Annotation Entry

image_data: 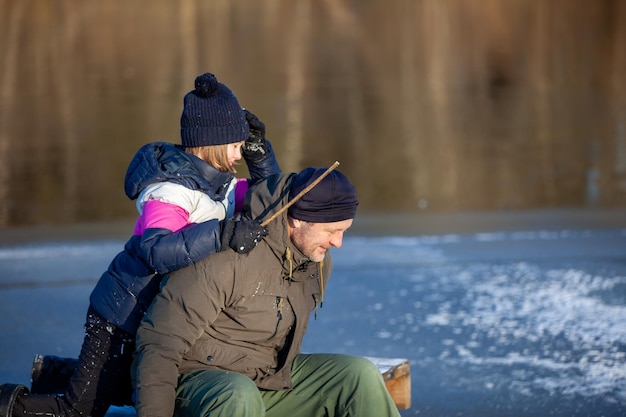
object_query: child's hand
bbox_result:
[221,217,268,254]
[242,109,269,162]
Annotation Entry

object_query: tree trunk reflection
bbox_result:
[0,0,624,227]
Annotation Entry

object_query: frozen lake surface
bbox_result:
[1,216,625,416]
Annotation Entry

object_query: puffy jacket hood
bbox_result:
[124,142,234,201]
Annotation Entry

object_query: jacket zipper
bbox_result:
[268,296,284,341]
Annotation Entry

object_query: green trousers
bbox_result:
[175,353,401,417]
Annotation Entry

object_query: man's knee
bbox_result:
[308,354,391,405]
[336,355,383,385]
[217,372,260,403]
[325,355,400,416]
[176,370,263,417]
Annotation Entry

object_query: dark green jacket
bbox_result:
[133,172,332,417]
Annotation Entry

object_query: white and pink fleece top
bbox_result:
[132,177,249,235]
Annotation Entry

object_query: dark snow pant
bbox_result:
[175,353,401,417]
[12,306,134,417]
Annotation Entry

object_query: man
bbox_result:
[132,167,401,417]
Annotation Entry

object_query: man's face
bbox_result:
[288,217,354,262]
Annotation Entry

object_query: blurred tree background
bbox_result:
[0,0,624,228]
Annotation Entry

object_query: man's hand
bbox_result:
[221,217,268,254]
[242,109,269,162]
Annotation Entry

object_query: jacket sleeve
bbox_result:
[134,259,233,417]
[136,221,221,274]
[244,139,281,182]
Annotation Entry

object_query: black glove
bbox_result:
[221,216,268,254]
[242,109,269,162]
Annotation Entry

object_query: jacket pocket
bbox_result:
[184,341,249,367]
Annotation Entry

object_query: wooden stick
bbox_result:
[260,161,340,227]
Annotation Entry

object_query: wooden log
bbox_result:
[366,357,411,409]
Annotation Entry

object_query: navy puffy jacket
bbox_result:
[89,142,280,334]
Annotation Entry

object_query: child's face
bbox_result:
[227,141,244,168]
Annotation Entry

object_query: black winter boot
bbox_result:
[0,384,28,417]
[30,354,79,394]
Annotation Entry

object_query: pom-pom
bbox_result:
[194,73,218,98]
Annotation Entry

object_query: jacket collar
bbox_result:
[125,142,234,200]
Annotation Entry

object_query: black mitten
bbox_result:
[221,217,268,254]
[242,109,269,162]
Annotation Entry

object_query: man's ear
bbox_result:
[287,216,302,229]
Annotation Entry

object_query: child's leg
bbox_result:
[30,354,79,394]
[11,306,134,417]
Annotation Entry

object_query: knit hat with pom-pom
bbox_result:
[180,72,249,147]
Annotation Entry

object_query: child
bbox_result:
[0,72,280,417]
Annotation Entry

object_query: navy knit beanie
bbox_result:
[288,167,359,223]
[180,73,249,147]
